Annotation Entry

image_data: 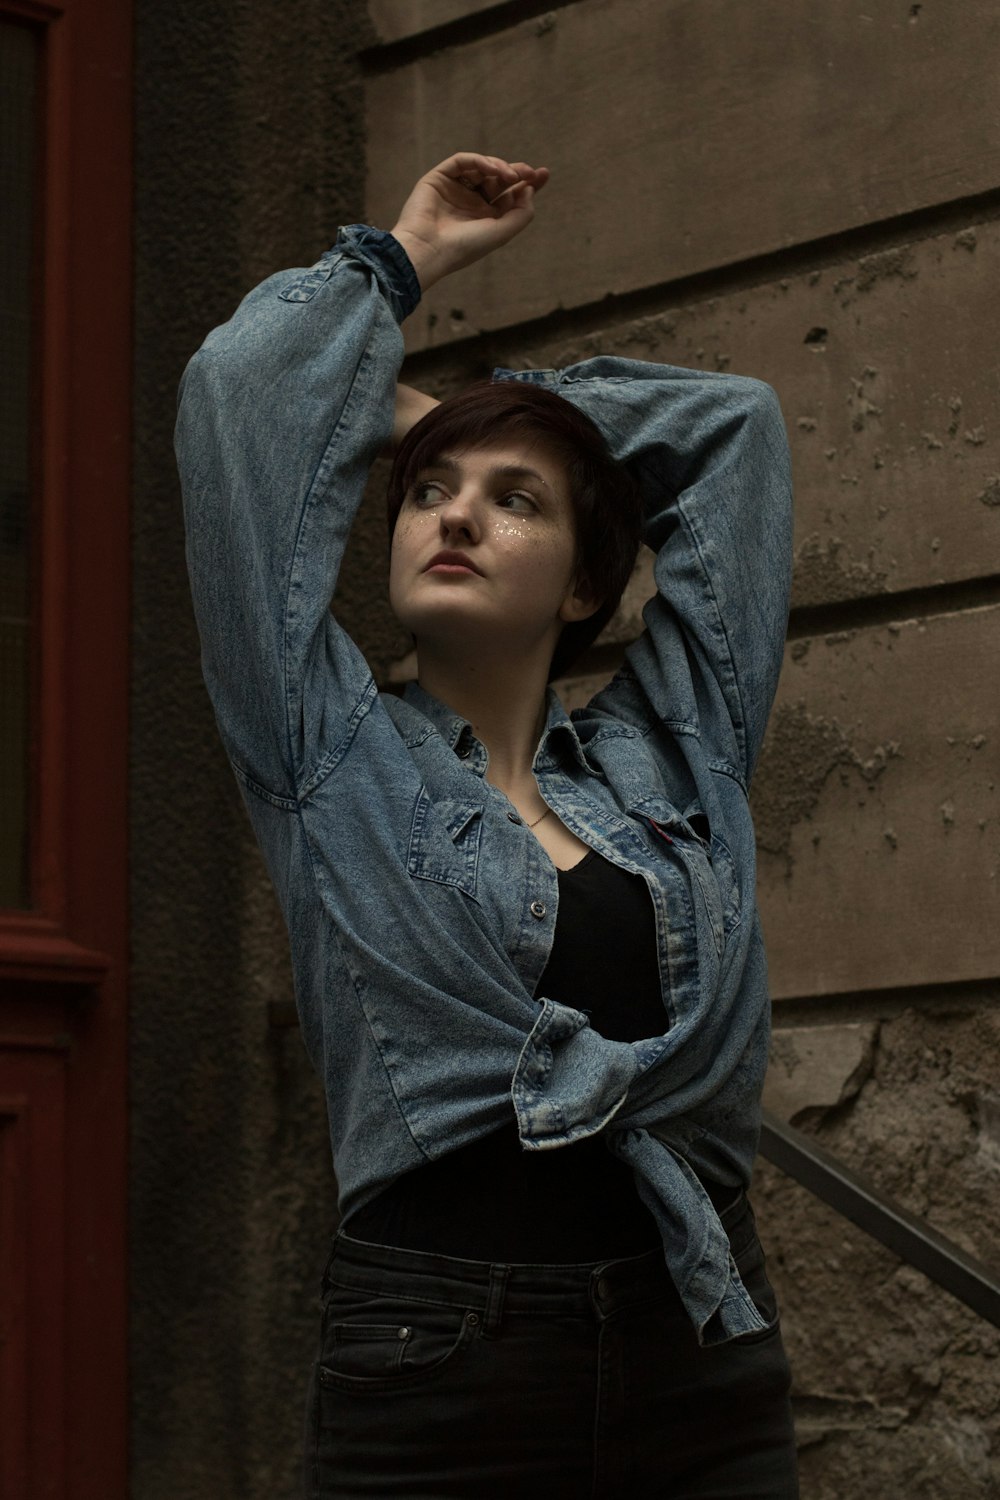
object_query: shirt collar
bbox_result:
[400,679,472,752]
[400,679,597,775]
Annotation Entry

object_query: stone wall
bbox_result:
[131,3,372,1496]
[361,2,1000,1494]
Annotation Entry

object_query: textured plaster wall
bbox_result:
[363,2,1000,1495]
[131,3,374,1496]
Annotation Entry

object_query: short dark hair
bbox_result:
[386,380,643,680]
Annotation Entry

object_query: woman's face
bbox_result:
[388,440,598,661]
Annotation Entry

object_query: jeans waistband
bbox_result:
[326,1190,749,1330]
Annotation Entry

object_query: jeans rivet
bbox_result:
[466,1311,480,1326]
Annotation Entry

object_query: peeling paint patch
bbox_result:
[793,534,889,607]
[855,246,919,292]
[793,1394,909,1435]
[953,228,978,252]
[552,312,681,368]
[766,1022,879,1125]
[975,1092,1000,1169]
[977,476,1000,507]
[752,701,902,871]
[846,365,884,436]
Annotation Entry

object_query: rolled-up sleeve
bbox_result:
[176,229,419,798]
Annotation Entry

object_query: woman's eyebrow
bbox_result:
[422,456,553,491]
[486,464,552,490]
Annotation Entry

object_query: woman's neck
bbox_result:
[415,645,551,792]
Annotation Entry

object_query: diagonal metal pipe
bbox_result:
[759,1109,1000,1329]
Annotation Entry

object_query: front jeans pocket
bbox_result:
[317,1283,477,1394]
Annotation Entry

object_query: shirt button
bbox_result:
[530,900,547,919]
[507,811,523,825]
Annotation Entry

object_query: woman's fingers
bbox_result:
[507,162,550,191]
[487,167,549,211]
[437,152,516,188]
[434,151,549,201]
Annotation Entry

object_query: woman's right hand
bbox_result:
[390,152,549,293]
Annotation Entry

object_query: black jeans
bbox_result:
[305,1193,798,1499]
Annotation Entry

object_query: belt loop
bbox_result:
[482,1263,510,1340]
[320,1232,341,1297]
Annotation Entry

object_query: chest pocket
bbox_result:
[628,798,742,956]
[406,791,484,901]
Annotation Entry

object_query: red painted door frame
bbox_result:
[0,0,131,1496]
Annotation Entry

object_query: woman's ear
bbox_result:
[559,573,604,624]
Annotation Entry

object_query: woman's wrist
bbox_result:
[387,384,440,453]
[390,227,446,293]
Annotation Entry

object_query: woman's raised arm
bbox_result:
[176,155,546,800]
[495,359,793,787]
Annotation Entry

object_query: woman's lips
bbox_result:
[424,552,483,575]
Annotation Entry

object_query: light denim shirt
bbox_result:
[177,226,793,1344]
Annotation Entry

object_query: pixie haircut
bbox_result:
[386,381,643,681]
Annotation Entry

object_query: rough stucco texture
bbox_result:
[758,1006,1000,1499]
[131,3,374,1497]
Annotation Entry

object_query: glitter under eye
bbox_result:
[493,516,532,540]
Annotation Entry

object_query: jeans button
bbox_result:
[530,900,546,919]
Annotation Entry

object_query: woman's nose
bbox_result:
[438,490,480,542]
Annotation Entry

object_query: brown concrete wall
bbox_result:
[364,1,1000,1494]
[131,3,374,1497]
[367,0,1000,352]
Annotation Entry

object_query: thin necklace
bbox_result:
[526,807,552,829]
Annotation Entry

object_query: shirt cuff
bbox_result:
[337,224,422,323]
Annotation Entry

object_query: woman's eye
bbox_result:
[411,481,446,506]
[496,490,537,513]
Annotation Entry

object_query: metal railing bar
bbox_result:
[759,1109,1000,1329]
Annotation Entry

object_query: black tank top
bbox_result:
[350,850,672,1261]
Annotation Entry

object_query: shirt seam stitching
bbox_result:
[281,260,376,796]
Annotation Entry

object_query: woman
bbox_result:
[178,153,798,1499]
